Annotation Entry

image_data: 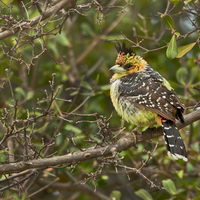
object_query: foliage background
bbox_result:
[0,0,200,199]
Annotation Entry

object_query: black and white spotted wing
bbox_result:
[119,73,185,122]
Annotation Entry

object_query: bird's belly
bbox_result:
[110,80,159,127]
[117,98,159,127]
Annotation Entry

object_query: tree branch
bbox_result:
[36,180,110,200]
[0,109,199,174]
[0,0,77,40]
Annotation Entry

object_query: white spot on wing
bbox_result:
[166,135,174,138]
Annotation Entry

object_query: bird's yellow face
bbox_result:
[110,52,147,79]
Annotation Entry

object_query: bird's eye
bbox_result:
[125,64,132,70]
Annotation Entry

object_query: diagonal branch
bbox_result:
[0,109,199,175]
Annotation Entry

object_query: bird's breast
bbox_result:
[110,79,122,114]
[110,79,159,127]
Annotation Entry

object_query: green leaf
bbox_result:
[43,170,57,177]
[81,22,95,37]
[177,170,184,179]
[175,32,180,38]
[190,142,199,153]
[65,124,82,134]
[56,32,70,46]
[169,0,180,5]
[172,2,184,13]
[102,175,109,180]
[15,87,26,97]
[161,14,174,30]
[70,90,79,96]
[193,81,200,87]
[47,42,59,58]
[176,42,196,58]
[95,74,99,90]
[101,84,110,91]
[81,92,95,96]
[162,179,177,195]
[176,68,188,85]
[195,187,200,198]
[21,192,28,200]
[186,162,195,173]
[137,144,144,153]
[110,190,121,200]
[166,35,178,59]
[81,81,92,90]
[27,91,34,100]
[135,189,153,200]
[189,67,199,85]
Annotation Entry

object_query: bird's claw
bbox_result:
[132,123,142,133]
[131,123,142,148]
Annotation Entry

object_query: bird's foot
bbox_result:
[131,123,142,148]
[133,123,142,133]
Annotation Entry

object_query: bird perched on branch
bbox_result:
[110,43,187,161]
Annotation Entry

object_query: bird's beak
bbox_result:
[109,65,125,73]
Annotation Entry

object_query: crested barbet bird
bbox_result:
[110,43,187,162]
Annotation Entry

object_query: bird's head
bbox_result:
[110,43,147,79]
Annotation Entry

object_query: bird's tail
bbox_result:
[161,119,188,162]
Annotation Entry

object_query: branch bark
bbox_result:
[0,109,200,175]
[0,0,77,40]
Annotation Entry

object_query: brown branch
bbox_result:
[27,177,60,199]
[0,109,199,175]
[0,0,77,40]
[37,179,110,200]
